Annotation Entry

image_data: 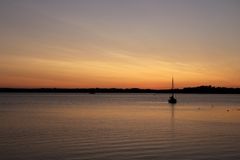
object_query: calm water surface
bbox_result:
[0,93,240,160]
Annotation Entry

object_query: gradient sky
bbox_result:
[0,0,240,88]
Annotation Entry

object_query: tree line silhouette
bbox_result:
[0,85,240,94]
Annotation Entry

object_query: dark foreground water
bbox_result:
[0,93,240,160]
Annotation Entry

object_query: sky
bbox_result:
[0,0,240,89]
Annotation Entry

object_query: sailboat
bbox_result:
[168,77,177,104]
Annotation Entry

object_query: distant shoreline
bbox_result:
[0,86,240,94]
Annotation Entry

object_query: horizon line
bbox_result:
[1,85,240,90]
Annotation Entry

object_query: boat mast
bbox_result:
[172,77,174,97]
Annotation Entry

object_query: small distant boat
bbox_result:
[89,90,96,94]
[168,77,177,104]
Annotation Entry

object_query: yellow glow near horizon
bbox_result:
[1,50,238,88]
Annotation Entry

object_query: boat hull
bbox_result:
[168,97,177,104]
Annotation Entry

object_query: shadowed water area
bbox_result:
[0,93,240,160]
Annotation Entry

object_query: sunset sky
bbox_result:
[0,0,240,89]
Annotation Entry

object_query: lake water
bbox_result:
[0,93,240,160]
